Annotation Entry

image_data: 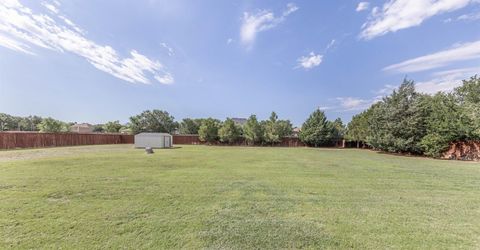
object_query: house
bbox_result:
[70,123,94,133]
[232,118,247,126]
[292,127,301,137]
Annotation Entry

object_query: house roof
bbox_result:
[231,118,247,125]
[71,123,93,128]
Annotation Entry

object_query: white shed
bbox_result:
[134,133,173,148]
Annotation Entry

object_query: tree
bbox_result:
[455,76,480,139]
[346,110,371,148]
[179,118,201,134]
[129,110,177,134]
[420,93,468,157]
[0,113,15,131]
[277,120,294,138]
[263,112,294,145]
[198,118,220,143]
[219,118,241,144]
[92,124,105,133]
[263,112,281,145]
[37,117,68,133]
[243,115,263,145]
[299,109,335,147]
[19,116,43,131]
[366,80,428,153]
[103,120,122,133]
[331,118,345,141]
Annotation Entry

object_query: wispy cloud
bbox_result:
[0,0,173,85]
[383,40,480,73]
[240,3,298,48]
[160,42,174,57]
[416,66,480,94]
[325,39,336,51]
[334,97,376,111]
[457,11,480,21]
[296,52,322,70]
[41,1,58,14]
[356,2,370,12]
[360,0,475,40]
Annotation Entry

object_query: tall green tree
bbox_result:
[179,118,201,134]
[346,110,372,147]
[277,120,294,138]
[198,118,220,143]
[37,117,68,133]
[243,115,263,145]
[299,109,335,147]
[263,112,281,144]
[366,80,428,153]
[455,76,480,139]
[103,120,123,133]
[420,93,468,157]
[219,118,241,143]
[129,110,177,134]
[0,113,15,131]
[263,112,294,145]
[331,118,345,141]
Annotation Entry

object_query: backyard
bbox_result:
[1,145,479,249]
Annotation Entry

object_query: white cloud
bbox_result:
[155,72,174,84]
[240,3,298,48]
[356,2,370,12]
[384,40,480,73]
[457,11,480,21]
[227,38,233,44]
[336,97,372,111]
[0,0,173,85]
[160,42,174,56]
[360,0,475,40]
[375,84,397,95]
[41,2,58,14]
[297,52,322,69]
[325,39,336,51]
[416,67,480,94]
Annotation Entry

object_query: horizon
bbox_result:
[1,0,480,126]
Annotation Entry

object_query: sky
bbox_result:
[1,0,479,126]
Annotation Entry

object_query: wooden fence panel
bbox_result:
[0,132,134,149]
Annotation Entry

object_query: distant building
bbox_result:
[70,123,94,133]
[232,118,247,126]
[292,127,301,137]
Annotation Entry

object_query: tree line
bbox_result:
[346,76,480,157]
[0,108,345,147]
[0,114,127,133]
[2,75,477,156]
[127,109,345,146]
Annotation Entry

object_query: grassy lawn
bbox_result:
[1,145,479,249]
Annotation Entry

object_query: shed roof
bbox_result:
[135,132,171,136]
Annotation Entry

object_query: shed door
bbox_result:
[165,136,171,147]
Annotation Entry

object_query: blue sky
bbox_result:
[1,0,479,126]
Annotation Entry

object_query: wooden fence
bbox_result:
[172,135,306,147]
[0,132,133,150]
[0,132,352,150]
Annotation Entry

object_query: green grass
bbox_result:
[1,145,479,249]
